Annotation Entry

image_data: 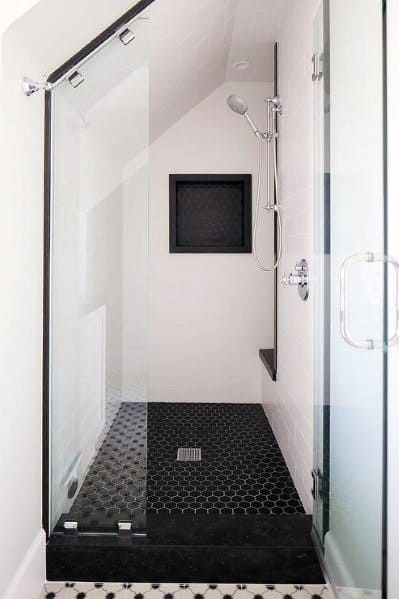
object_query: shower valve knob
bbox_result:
[280,259,309,301]
[281,273,304,286]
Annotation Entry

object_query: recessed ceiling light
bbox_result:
[233,60,250,71]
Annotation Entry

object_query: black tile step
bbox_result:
[47,515,324,584]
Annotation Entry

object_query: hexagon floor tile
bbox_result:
[43,582,333,599]
[63,403,304,528]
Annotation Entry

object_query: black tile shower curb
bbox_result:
[47,515,324,583]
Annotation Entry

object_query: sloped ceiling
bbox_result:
[147,0,238,141]
[8,0,149,79]
[147,0,290,141]
[11,0,290,161]
[226,0,290,82]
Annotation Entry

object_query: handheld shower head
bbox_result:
[226,94,262,138]
[227,94,248,115]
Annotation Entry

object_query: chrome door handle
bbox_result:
[340,252,399,350]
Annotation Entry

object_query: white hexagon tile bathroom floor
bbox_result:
[42,582,333,599]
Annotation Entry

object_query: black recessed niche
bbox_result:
[169,174,252,253]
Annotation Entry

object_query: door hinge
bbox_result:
[311,468,326,500]
[312,53,323,83]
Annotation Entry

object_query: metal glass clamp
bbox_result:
[340,252,399,350]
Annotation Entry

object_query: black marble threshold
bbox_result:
[47,515,324,584]
[259,349,277,381]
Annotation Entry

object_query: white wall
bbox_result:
[261,0,319,514]
[0,13,45,599]
[148,80,274,404]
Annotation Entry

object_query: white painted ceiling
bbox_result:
[226,0,291,82]
[147,0,290,140]
[10,0,147,80]
[147,0,238,141]
[13,0,290,163]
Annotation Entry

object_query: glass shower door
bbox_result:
[48,18,150,535]
[314,0,387,597]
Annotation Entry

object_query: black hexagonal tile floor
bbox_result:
[63,403,304,529]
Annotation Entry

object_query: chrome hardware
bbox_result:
[281,259,309,301]
[252,97,282,142]
[68,71,85,89]
[312,469,323,501]
[132,531,148,538]
[24,15,145,96]
[312,54,317,82]
[256,97,282,142]
[266,96,283,116]
[263,97,282,213]
[318,53,324,80]
[118,522,147,538]
[340,252,399,350]
[177,448,202,462]
[258,131,274,142]
[118,28,136,45]
[22,77,50,97]
[312,53,323,83]
[63,521,78,531]
[22,77,41,96]
[312,468,327,501]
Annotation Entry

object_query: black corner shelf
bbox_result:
[259,349,277,382]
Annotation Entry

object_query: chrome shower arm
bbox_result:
[244,113,264,139]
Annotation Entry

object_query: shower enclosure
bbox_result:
[45,15,150,535]
[43,3,321,583]
[41,0,390,593]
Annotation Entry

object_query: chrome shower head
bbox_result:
[226,94,263,139]
[226,94,248,115]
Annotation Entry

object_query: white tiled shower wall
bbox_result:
[148,81,275,404]
[262,0,320,514]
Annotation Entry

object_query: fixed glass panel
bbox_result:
[49,18,149,534]
[323,1,386,597]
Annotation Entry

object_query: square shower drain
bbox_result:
[177,448,202,461]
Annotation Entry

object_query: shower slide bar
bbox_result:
[340,252,399,350]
